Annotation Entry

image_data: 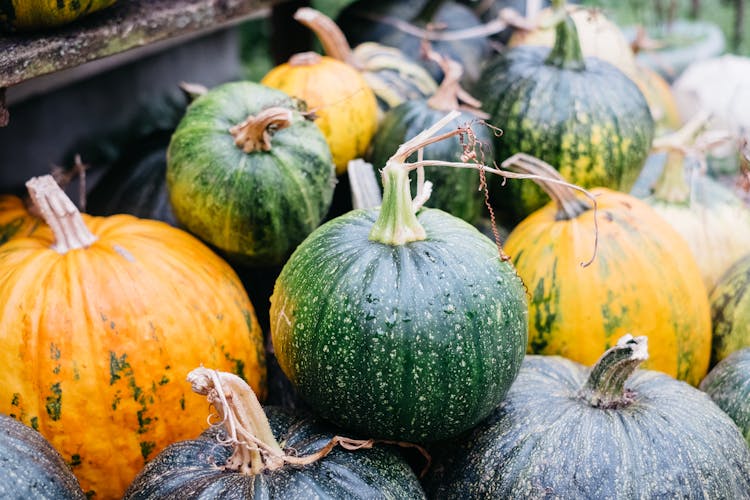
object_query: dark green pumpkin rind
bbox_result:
[123,406,425,499]
[710,255,750,365]
[167,82,335,267]
[271,208,528,442]
[427,355,750,498]
[0,414,85,499]
[701,348,750,444]
[368,102,491,223]
[476,47,654,222]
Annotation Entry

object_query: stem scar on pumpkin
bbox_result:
[188,367,432,477]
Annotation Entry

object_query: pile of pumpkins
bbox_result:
[1,0,750,498]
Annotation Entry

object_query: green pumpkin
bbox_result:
[427,335,750,498]
[367,58,491,223]
[0,414,85,499]
[124,369,425,499]
[270,115,528,442]
[0,0,117,31]
[167,82,336,267]
[701,348,750,445]
[710,255,750,365]
[475,8,654,222]
[336,0,489,84]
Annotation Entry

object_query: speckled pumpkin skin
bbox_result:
[0,195,40,245]
[0,215,267,499]
[427,354,750,498]
[124,406,426,499]
[261,56,378,174]
[0,0,116,31]
[367,102,491,223]
[710,255,750,365]
[270,208,528,442]
[476,47,654,221]
[701,348,750,444]
[167,82,336,267]
[504,188,712,385]
[0,414,85,499]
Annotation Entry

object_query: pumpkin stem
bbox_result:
[424,47,488,118]
[294,8,359,68]
[229,107,294,154]
[652,151,691,203]
[288,51,323,67]
[581,334,649,409]
[545,1,586,71]
[25,175,98,254]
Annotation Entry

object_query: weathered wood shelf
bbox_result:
[0,0,279,89]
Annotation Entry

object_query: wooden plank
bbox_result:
[0,0,282,88]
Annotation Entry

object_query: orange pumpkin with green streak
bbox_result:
[261,52,378,175]
[502,156,711,385]
[0,176,266,499]
[0,194,40,245]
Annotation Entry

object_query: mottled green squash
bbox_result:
[701,348,750,445]
[427,336,750,498]
[124,369,425,499]
[336,0,490,84]
[270,115,527,442]
[167,82,336,267]
[368,55,491,223]
[0,414,85,499]
[475,4,654,222]
[0,0,117,31]
[710,255,750,365]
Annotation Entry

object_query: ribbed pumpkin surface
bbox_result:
[428,352,750,498]
[504,188,711,385]
[0,194,39,245]
[710,255,750,365]
[0,414,84,499]
[476,47,654,220]
[0,215,266,499]
[0,0,117,31]
[124,407,426,499]
[701,348,750,445]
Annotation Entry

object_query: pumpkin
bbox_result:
[0,176,266,499]
[427,335,750,498]
[261,53,377,175]
[709,255,750,365]
[125,368,426,499]
[701,348,750,445]
[475,2,654,222]
[293,7,438,119]
[502,155,711,385]
[672,55,750,176]
[270,113,528,442]
[167,82,336,266]
[0,414,85,499]
[635,65,682,133]
[367,53,491,223]
[638,118,750,291]
[0,194,40,245]
[336,0,490,84]
[0,0,116,31]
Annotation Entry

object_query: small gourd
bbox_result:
[0,0,117,31]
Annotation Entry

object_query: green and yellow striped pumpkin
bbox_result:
[0,0,117,32]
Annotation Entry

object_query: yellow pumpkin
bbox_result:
[634,65,682,133]
[503,157,711,385]
[0,176,266,499]
[261,52,378,175]
[0,0,117,32]
[0,194,40,245]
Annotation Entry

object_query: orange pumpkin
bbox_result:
[261,52,378,175]
[0,194,40,245]
[502,155,711,385]
[0,176,266,499]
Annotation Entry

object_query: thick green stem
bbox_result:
[369,166,426,245]
[652,151,690,203]
[581,335,649,409]
[545,4,586,71]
